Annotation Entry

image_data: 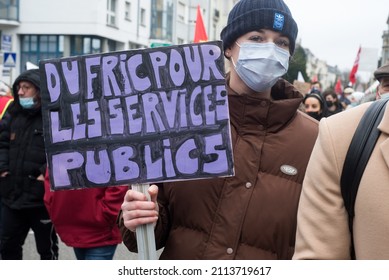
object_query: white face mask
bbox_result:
[232,42,290,92]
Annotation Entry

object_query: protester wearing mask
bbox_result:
[310,81,322,94]
[303,92,327,121]
[118,0,319,260]
[340,87,354,109]
[0,81,13,239]
[0,69,58,260]
[323,89,343,116]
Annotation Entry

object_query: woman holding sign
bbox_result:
[118,0,319,259]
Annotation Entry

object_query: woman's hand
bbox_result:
[0,171,9,177]
[121,184,159,232]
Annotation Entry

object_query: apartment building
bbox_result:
[0,0,236,85]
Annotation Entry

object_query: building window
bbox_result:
[106,0,117,27]
[107,39,116,52]
[0,0,19,21]
[125,1,131,21]
[150,0,173,42]
[151,10,163,38]
[178,2,185,22]
[20,35,64,72]
[140,8,146,26]
[70,36,102,56]
[128,42,142,50]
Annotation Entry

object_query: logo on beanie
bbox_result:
[273,13,285,31]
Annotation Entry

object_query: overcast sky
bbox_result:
[284,0,388,71]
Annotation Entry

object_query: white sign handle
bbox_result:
[131,183,158,260]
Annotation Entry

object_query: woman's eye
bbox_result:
[276,40,289,47]
[249,36,264,42]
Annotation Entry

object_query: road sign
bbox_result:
[3,52,16,68]
[2,34,12,51]
[150,42,172,48]
[2,68,11,77]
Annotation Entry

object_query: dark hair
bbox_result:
[303,92,329,119]
[303,92,325,108]
[322,89,344,115]
[323,89,338,100]
[312,81,322,87]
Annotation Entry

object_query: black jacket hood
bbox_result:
[10,69,41,114]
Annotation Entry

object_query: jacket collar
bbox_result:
[378,104,389,135]
[227,75,303,133]
[378,104,389,168]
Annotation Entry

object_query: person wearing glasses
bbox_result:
[0,69,58,260]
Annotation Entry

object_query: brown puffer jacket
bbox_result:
[118,78,319,259]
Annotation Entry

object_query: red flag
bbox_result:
[349,46,361,85]
[193,5,208,43]
[335,78,343,95]
[0,96,13,119]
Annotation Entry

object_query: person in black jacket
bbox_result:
[0,69,58,260]
[323,89,344,116]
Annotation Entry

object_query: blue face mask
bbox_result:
[232,42,290,92]
[19,97,35,109]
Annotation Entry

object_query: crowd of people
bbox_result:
[0,0,388,260]
[301,82,368,121]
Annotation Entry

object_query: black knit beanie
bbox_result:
[220,0,298,54]
[12,69,41,94]
[303,92,325,109]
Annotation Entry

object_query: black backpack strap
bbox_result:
[340,98,389,258]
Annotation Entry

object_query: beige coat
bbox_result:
[293,101,389,259]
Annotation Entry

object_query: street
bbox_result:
[23,230,162,260]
